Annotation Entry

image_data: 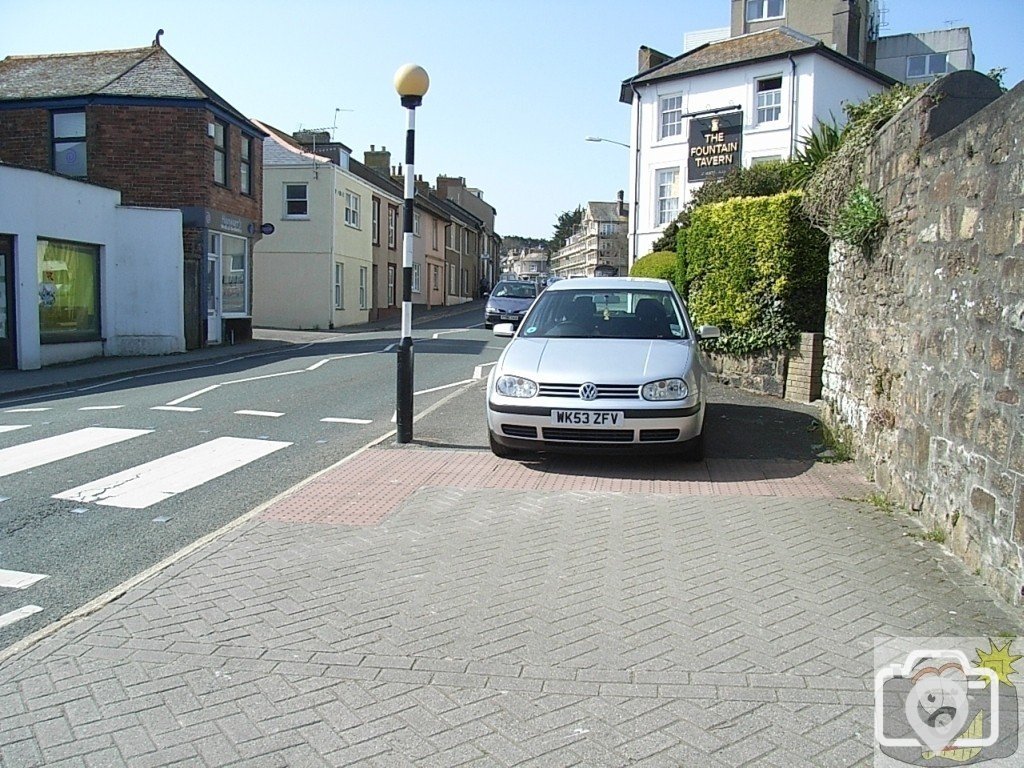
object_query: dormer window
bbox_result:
[52,111,87,177]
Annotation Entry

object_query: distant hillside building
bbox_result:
[550,196,629,278]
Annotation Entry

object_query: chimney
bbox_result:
[364,145,391,175]
[617,190,626,218]
[637,45,671,73]
[414,174,430,195]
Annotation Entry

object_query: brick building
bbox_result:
[0,39,265,349]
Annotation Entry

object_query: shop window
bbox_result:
[37,238,100,343]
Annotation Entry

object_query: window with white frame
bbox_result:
[907,53,947,78]
[599,222,617,236]
[659,95,684,140]
[656,168,679,226]
[413,212,421,236]
[359,266,368,309]
[431,219,439,250]
[213,233,249,316]
[412,262,421,293]
[285,184,308,217]
[344,191,360,228]
[746,0,784,21]
[334,262,344,309]
[388,205,398,249]
[37,238,100,342]
[372,198,380,245]
[755,76,783,124]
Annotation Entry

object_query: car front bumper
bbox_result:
[486,398,704,453]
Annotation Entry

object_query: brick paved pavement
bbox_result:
[1,395,1021,765]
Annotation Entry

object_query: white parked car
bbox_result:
[486,277,719,460]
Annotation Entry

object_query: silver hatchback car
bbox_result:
[486,277,720,460]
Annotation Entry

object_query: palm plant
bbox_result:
[793,119,846,187]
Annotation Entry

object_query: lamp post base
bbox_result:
[396,336,414,443]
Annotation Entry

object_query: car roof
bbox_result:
[544,277,673,292]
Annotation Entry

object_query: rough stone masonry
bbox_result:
[823,71,1024,606]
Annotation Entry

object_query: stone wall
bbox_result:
[822,71,1024,605]
[707,332,823,402]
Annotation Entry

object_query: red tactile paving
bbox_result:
[260,448,873,527]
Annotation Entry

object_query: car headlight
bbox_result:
[642,378,688,401]
[495,374,538,398]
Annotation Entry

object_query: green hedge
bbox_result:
[677,190,828,354]
[629,250,677,281]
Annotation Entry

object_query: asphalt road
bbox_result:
[0,312,505,649]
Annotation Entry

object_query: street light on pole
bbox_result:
[394,63,429,444]
[585,135,630,148]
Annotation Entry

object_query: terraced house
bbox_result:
[0,38,265,350]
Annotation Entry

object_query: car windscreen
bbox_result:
[492,282,537,299]
[518,289,689,340]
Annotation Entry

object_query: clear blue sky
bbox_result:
[2,0,1021,240]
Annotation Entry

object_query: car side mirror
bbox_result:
[493,323,515,337]
[696,324,720,340]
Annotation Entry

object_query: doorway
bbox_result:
[206,250,222,345]
[0,235,16,369]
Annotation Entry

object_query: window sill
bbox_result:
[345,222,361,230]
[283,215,310,221]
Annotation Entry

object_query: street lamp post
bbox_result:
[585,135,630,148]
[394,63,429,444]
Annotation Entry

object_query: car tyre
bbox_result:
[679,429,704,462]
[484,322,492,330]
[489,431,519,459]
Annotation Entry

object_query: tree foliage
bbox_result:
[550,206,583,253]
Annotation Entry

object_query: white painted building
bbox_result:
[0,164,184,370]
[620,27,894,262]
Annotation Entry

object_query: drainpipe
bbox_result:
[630,79,642,268]
[788,55,798,158]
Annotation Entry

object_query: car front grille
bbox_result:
[537,383,640,399]
[543,428,634,443]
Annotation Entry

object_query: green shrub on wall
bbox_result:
[629,251,677,281]
[677,190,828,354]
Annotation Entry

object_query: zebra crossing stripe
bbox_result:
[0,425,31,433]
[54,436,291,509]
[0,427,152,478]
[0,569,49,590]
[0,605,43,629]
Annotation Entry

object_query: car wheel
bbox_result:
[679,429,705,462]
[489,431,518,459]
[484,321,492,330]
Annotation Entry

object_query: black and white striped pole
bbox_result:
[394,63,429,444]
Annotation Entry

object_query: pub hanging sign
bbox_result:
[688,110,743,182]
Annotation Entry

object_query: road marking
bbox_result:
[383,343,397,352]
[321,417,373,424]
[5,408,50,413]
[305,351,377,371]
[166,385,220,406]
[0,605,43,629]
[235,410,284,418]
[78,406,125,411]
[54,436,292,509]
[151,406,202,413]
[227,370,304,385]
[431,329,473,339]
[473,362,497,379]
[0,427,152,478]
[0,425,31,433]
[0,569,49,590]
[415,379,474,395]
